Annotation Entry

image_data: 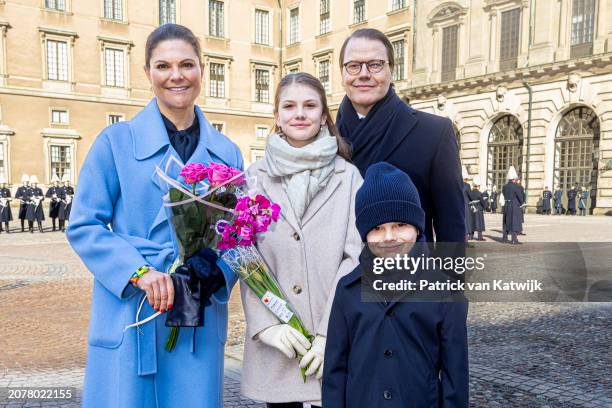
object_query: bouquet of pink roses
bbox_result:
[216,195,315,381]
[157,160,245,351]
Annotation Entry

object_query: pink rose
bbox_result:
[207,162,244,187]
[180,163,209,185]
[270,203,280,221]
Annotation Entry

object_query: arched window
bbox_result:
[554,107,600,204]
[487,115,523,190]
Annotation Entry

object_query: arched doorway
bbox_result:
[487,115,523,191]
[553,106,600,212]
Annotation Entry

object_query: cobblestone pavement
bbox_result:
[1,214,611,407]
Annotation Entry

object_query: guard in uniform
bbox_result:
[26,175,45,233]
[502,166,524,245]
[516,179,526,235]
[567,185,577,216]
[0,176,13,233]
[542,186,552,215]
[15,174,32,232]
[467,175,487,241]
[490,186,499,214]
[58,174,74,231]
[462,165,474,245]
[553,186,563,215]
[46,174,62,231]
[578,187,589,216]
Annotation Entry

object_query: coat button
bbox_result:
[293,232,300,241]
[383,390,392,400]
[293,285,302,294]
[384,349,393,357]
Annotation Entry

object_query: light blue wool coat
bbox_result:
[67,99,243,408]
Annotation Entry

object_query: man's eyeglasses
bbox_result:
[343,60,388,75]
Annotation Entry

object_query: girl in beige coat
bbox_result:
[240,73,362,408]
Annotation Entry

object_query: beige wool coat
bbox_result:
[240,156,363,404]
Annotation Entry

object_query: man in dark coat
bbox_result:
[502,166,524,244]
[323,163,469,408]
[578,187,589,216]
[542,186,552,215]
[0,177,13,233]
[490,185,499,214]
[467,176,486,241]
[553,186,563,215]
[15,174,32,232]
[58,175,74,231]
[482,187,490,212]
[567,185,578,215]
[462,166,474,243]
[336,37,464,245]
[46,174,62,231]
[26,175,45,233]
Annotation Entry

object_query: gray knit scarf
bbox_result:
[264,126,338,222]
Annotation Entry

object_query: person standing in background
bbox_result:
[567,185,578,215]
[542,186,552,215]
[553,186,563,215]
[15,174,32,232]
[46,174,62,231]
[0,177,13,233]
[467,176,486,241]
[578,187,589,216]
[502,166,523,245]
[490,185,499,214]
[26,175,45,233]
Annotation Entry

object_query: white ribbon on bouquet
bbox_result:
[124,155,246,332]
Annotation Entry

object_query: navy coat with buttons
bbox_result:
[323,265,469,408]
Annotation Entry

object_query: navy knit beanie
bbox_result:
[355,162,425,242]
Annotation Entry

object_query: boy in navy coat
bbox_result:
[323,162,469,408]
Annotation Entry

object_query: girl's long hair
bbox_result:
[273,72,352,160]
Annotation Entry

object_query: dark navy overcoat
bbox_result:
[323,266,469,408]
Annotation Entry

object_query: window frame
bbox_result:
[208,0,225,38]
[288,6,300,46]
[97,37,133,91]
[158,0,177,25]
[38,28,77,89]
[319,0,331,35]
[102,0,125,21]
[209,61,226,99]
[255,125,270,140]
[107,113,125,125]
[43,0,69,12]
[50,108,69,125]
[254,7,272,46]
[391,38,406,81]
[351,0,367,25]
[254,68,271,103]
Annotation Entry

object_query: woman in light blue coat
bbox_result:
[66,24,243,407]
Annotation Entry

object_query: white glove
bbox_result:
[299,335,326,380]
[257,324,311,359]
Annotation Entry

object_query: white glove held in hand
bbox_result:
[299,335,326,380]
[257,324,312,359]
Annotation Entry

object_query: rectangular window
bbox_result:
[255,9,270,45]
[255,69,270,103]
[104,48,125,87]
[499,8,521,71]
[104,0,122,20]
[107,114,123,124]
[51,109,68,124]
[391,0,406,11]
[209,63,225,98]
[289,7,299,45]
[0,143,5,181]
[441,25,458,82]
[570,0,596,58]
[289,66,299,74]
[159,0,176,24]
[256,126,268,140]
[46,40,68,81]
[50,145,71,181]
[353,0,365,24]
[392,40,405,81]
[212,123,224,132]
[209,0,224,37]
[251,149,265,163]
[320,0,330,34]
[45,0,66,11]
[319,60,330,93]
